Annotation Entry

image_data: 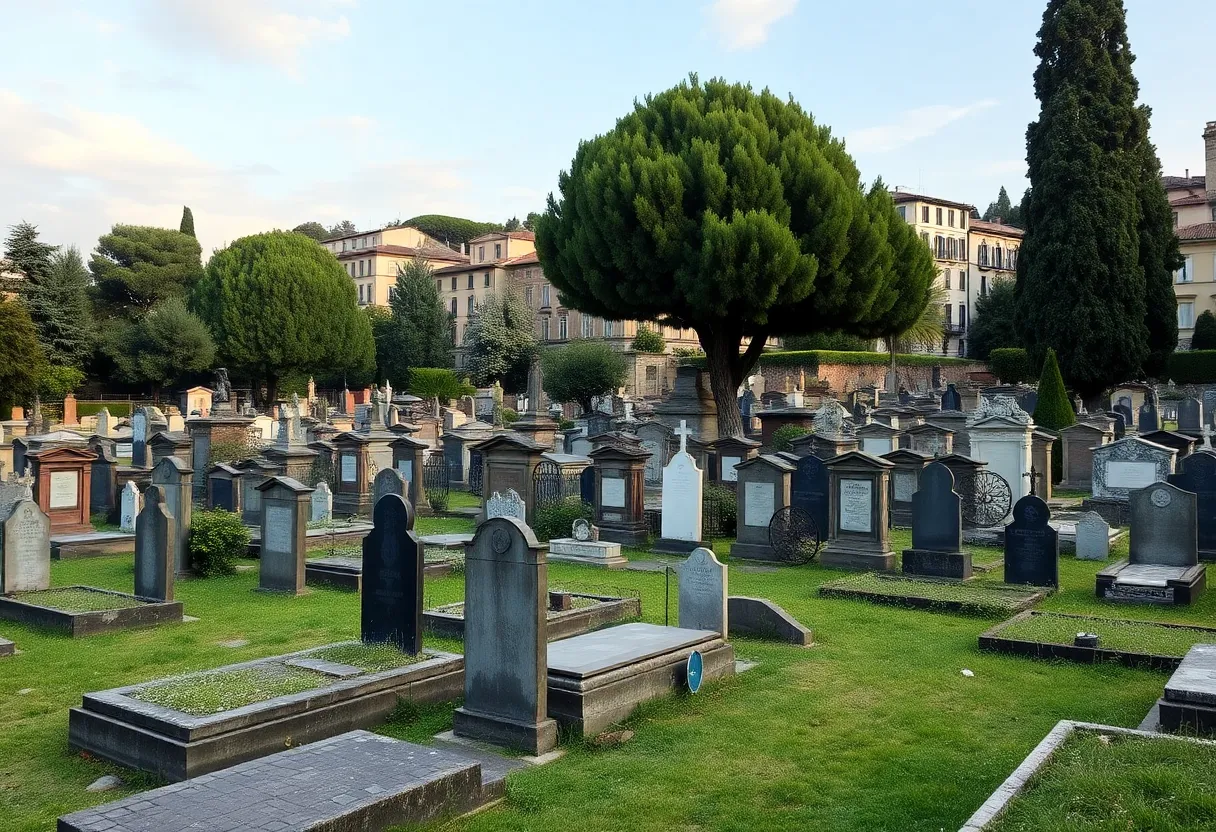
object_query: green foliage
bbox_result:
[783,332,872,352]
[523,212,542,232]
[3,221,57,284]
[408,368,474,402]
[981,186,1024,227]
[37,365,84,400]
[631,324,667,354]
[1192,311,1216,351]
[557,417,575,430]
[1032,349,1076,432]
[541,341,628,413]
[770,425,811,453]
[989,348,1035,384]
[536,75,937,437]
[91,225,205,320]
[399,215,502,249]
[501,407,519,424]
[188,509,249,577]
[194,231,375,405]
[531,497,593,543]
[1015,0,1158,397]
[23,246,95,367]
[207,439,256,467]
[503,216,522,232]
[179,206,196,238]
[291,222,329,242]
[703,484,737,537]
[105,297,215,394]
[76,401,132,418]
[1167,352,1216,384]
[328,220,357,238]
[462,290,536,390]
[377,257,453,380]
[966,280,1019,361]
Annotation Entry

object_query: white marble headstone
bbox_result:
[120,481,141,533]
[661,451,703,542]
[674,547,728,636]
[311,481,333,523]
[1074,511,1110,561]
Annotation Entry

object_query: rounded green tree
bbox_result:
[535,75,936,436]
[631,325,666,354]
[541,341,628,414]
[1191,310,1216,351]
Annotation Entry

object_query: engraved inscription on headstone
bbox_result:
[49,471,78,509]
[839,479,872,533]
[1,501,51,593]
[893,470,917,503]
[263,505,294,554]
[674,547,728,636]
[340,454,357,483]
[720,456,742,482]
[744,481,776,527]
[1107,461,1159,490]
[601,476,626,508]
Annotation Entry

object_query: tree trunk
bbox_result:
[699,324,769,438]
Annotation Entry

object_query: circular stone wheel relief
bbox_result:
[491,527,513,554]
[572,519,592,542]
[1151,488,1172,508]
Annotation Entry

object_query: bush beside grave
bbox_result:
[703,484,738,537]
[189,510,250,577]
[770,425,811,453]
[533,497,593,541]
[988,348,1035,384]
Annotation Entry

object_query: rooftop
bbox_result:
[969,219,1025,238]
[336,244,468,263]
[1170,193,1211,207]
[1178,221,1216,242]
[468,230,536,244]
[889,190,976,214]
[1162,175,1207,191]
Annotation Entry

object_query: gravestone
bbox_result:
[486,488,525,521]
[89,442,118,519]
[901,462,969,579]
[1096,482,1206,605]
[1074,511,1111,561]
[1090,437,1176,500]
[206,463,241,513]
[1004,495,1059,588]
[95,408,111,437]
[119,481,141,533]
[311,481,333,523]
[372,468,409,507]
[674,547,728,636]
[135,485,175,602]
[657,420,705,553]
[151,457,193,575]
[1170,451,1216,561]
[0,498,51,593]
[820,451,895,571]
[941,384,962,412]
[789,455,829,542]
[453,517,557,755]
[1139,401,1159,433]
[730,454,795,560]
[1105,411,1126,441]
[1058,421,1114,490]
[257,477,314,594]
[1116,402,1135,433]
[362,494,423,654]
[1179,397,1204,437]
[131,408,149,469]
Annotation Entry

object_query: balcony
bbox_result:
[944,323,966,337]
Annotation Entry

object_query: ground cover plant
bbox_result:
[993,611,1216,660]
[13,588,146,612]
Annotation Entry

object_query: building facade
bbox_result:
[321,225,470,308]
[1170,121,1216,348]
[968,219,1022,299]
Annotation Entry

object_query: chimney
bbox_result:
[1205,121,1216,200]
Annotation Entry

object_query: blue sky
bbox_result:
[3,0,1214,257]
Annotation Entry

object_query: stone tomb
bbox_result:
[473,432,548,526]
[674,547,727,635]
[588,442,650,546]
[485,488,526,521]
[28,446,96,534]
[713,435,761,484]
[1140,429,1197,461]
[152,457,193,575]
[655,420,706,554]
[1096,482,1206,605]
[362,494,423,654]
[311,481,333,523]
[882,449,933,528]
[390,435,429,511]
[1169,450,1216,561]
[902,462,970,579]
[205,463,243,514]
[856,421,902,457]
[135,485,176,602]
[1178,396,1205,437]
[257,476,314,594]
[789,453,831,541]
[87,439,118,520]
[967,397,1035,503]
[453,517,558,755]
[1074,511,1112,561]
[730,454,795,560]
[1157,644,1216,735]
[1,498,51,593]
[1058,420,1114,490]
[1004,495,1059,588]
[1085,436,1176,525]
[372,467,409,507]
[636,420,673,487]
[820,451,895,571]
[548,518,626,568]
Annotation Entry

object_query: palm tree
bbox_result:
[880,283,948,386]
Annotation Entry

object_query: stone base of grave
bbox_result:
[652,537,707,555]
[595,522,649,548]
[0,637,13,657]
[547,538,628,568]
[1095,561,1207,606]
[424,594,641,642]
[902,549,972,580]
[51,531,136,560]
[333,491,373,519]
[1157,644,1216,735]
[305,557,455,591]
[727,597,813,646]
[58,731,489,832]
[1080,497,1131,527]
[546,623,735,736]
[68,646,464,781]
[729,540,780,561]
[0,588,182,637]
[452,708,558,757]
[820,543,896,572]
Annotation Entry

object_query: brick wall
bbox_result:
[757,359,984,395]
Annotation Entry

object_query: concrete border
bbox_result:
[818,575,1049,617]
[424,594,641,642]
[0,587,182,637]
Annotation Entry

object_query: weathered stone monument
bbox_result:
[362,494,423,654]
[1096,482,1206,605]
[119,481,141,533]
[589,441,650,546]
[257,477,314,595]
[656,420,705,554]
[1169,450,1216,562]
[1058,420,1114,491]
[1074,511,1111,561]
[820,451,895,571]
[485,488,525,521]
[1084,436,1176,525]
[372,468,409,508]
[135,485,175,601]
[730,454,795,560]
[674,547,728,636]
[1004,495,1058,588]
[1,497,50,593]
[152,457,193,575]
[548,518,625,568]
[967,396,1034,504]
[902,462,969,579]
[310,481,333,523]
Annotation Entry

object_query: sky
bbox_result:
[3,0,1215,258]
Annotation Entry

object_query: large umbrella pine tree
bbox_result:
[535,76,936,437]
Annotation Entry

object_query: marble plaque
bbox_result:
[601,477,626,508]
[48,471,79,509]
[1107,460,1158,490]
[720,456,742,482]
[396,459,414,483]
[839,479,873,534]
[116,442,133,457]
[893,470,916,503]
[745,481,776,527]
[862,437,893,456]
[340,454,357,483]
[263,505,295,554]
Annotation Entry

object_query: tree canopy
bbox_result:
[1032,348,1076,431]
[535,75,936,435]
[91,225,205,320]
[966,280,1019,361]
[631,324,667,353]
[0,297,46,415]
[179,206,196,238]
[981,187,1024,227]
[194,231,375,404]
[462,290,536,391]
[541,341,628,414]
[24,247,95,368]
[407,368,475,402]
[376,257,453,381]
[1192,311,1216,351]
[3,221,57,284]
[104,297,216,397]
[292,222,329,242]
[399,215,502,250]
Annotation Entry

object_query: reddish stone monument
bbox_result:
[28,446,97,534]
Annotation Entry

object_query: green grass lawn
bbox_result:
[987,730,1216,831]
[820,573,1046,617]
[2,523,1215,831]
[994,611,1216,659]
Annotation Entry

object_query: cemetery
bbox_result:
[422,587,641,641]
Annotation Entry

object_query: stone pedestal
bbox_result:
[257,477,314,595]
[653,365,718,442]
[28,447,96,535]
[589,442,650,547]
[730,454,795,560]
[820,451,895,571]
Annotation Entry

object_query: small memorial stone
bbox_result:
[310,481,333,523]
[674,547,728,636]
[361,494,423,654]
[119,481,141,533]
[1168,451,1216,561]
[135,485,175,601]
[1004,495,1059,588]
[1074,511,1110,561]
[485,488,525,521]
[1,498,51,593]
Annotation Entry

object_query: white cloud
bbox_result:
[706,0,798,51]
[848,100,999,154]
[140,0,351,77]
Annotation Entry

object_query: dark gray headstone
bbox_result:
[211,478,235,512]
[135,485,175,601]
[1169,452,1216,559]
[1138,402,1159,433]
[1178,397,1204,433]
[579,465,596,505]
[1004,495,1058,587]
[1116,403,1135,433]
[1106,411,1127,440]
[361,494,422,654]
[1129,482,1198,568]
[790,455,829,538]
[1205,390,1216,427]
[941,384,962,412]
[739,390,755,421]
[1018,391,1038,414]
[910,463,961,552]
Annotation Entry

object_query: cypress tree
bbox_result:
[180,206,196,238]
[385,257,453,377]
[1191,311,1216,351]
[1015,0,1146,402]
[1032,348,1076,431]
[25,247,96,368]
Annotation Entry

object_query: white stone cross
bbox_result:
[674,419,693,454]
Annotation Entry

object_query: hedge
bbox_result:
[681,350,979,371]
[1167,351,1216,384]
[988,348,1035,384]
[77,401,135,418]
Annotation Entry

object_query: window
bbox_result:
[948,238,958,260]
[936,207,943,225]
[958,304,966,330]
[542,317,550,340]
[995,245,1003,270]
[1177,256,1194,284]
[979,242,989,267]
[358,285,364,304]
[1174,211,1180,227]
[436,279,443,292]
[920,231,930,247]
[478,245,485,263]
[467,296,475,315]
[1212,206,1216,222]
[525,286,534,308]
[581,315,593,337]
[922,206,929,223]
[605,320,616,337]
[1179,302,1195,329]
[897,206,906,220]
[961,237,968,260]
[960,214,967,230]
[980,275,988,296]
[484,273,491,287]
[948,210,955,228]
[450,298,457,315]
[1009,248,1018,269]
[388,287,396,302]
[944,269,951,290]
[451,277,457,290]
[542,284,551,307]
[467,274,474,289]
[944,304,952,325]
[559,316,568,340]
[935,236,945,258]
[359,260,365,277]
[959,271,966,292]
[494,243,502,259]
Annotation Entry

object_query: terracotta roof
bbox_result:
[337,244,467,263]
[468,230,536,243]
[1162,175,1206,191]
[1178,222,1216,242]
[501,251,540,267]
[968,219,1024,238]
[1170,193,1211,207]
[433,250,542,275]
[889,190,976,213]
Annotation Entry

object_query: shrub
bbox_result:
[533,496,592,542]
[1193,311,1216,351]
[631,325,666,353]
[558,417,575,430]
[1167,351,1216,384]
[208,439,257,467]
[770,425,811,452]
[1032,349,1075,431]
[38,364,85,400]
[409,367,475,402]
[502,407,519,424]
[541,341,628,413]
[989,348,1035,384]
[703,484,737,537]
[782,332,873,352]
[188,509,249,577]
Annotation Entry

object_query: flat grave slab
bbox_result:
[425,592,640,642]
[0,587,182,637]
[548,622,716,677]
[0,636,13,657]
[819,573,1050,617]
[419,533,474,549]
[58,730,485,832]
[1159,643,1216,734]
[1096,560,1207,605]
[248,522,374,555]
[305,549,458,590]
[69,643,464,781]
[51,531,136,560]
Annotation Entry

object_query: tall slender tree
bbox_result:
[3,221,57,293]
[179,206,196,238]
[1015,0,1146,403]
[0,298,46,416]
[381,257,453,378]
[982,187,1014,223]
[25,247,96,368]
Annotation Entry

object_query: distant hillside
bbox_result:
[400,215,504,251]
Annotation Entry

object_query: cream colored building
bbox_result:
[321,225,469,308]
[891,190,975,356]
[1170,120,1216,347]
[968,219,1022,298]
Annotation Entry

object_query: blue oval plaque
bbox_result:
[686,650,704,694]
